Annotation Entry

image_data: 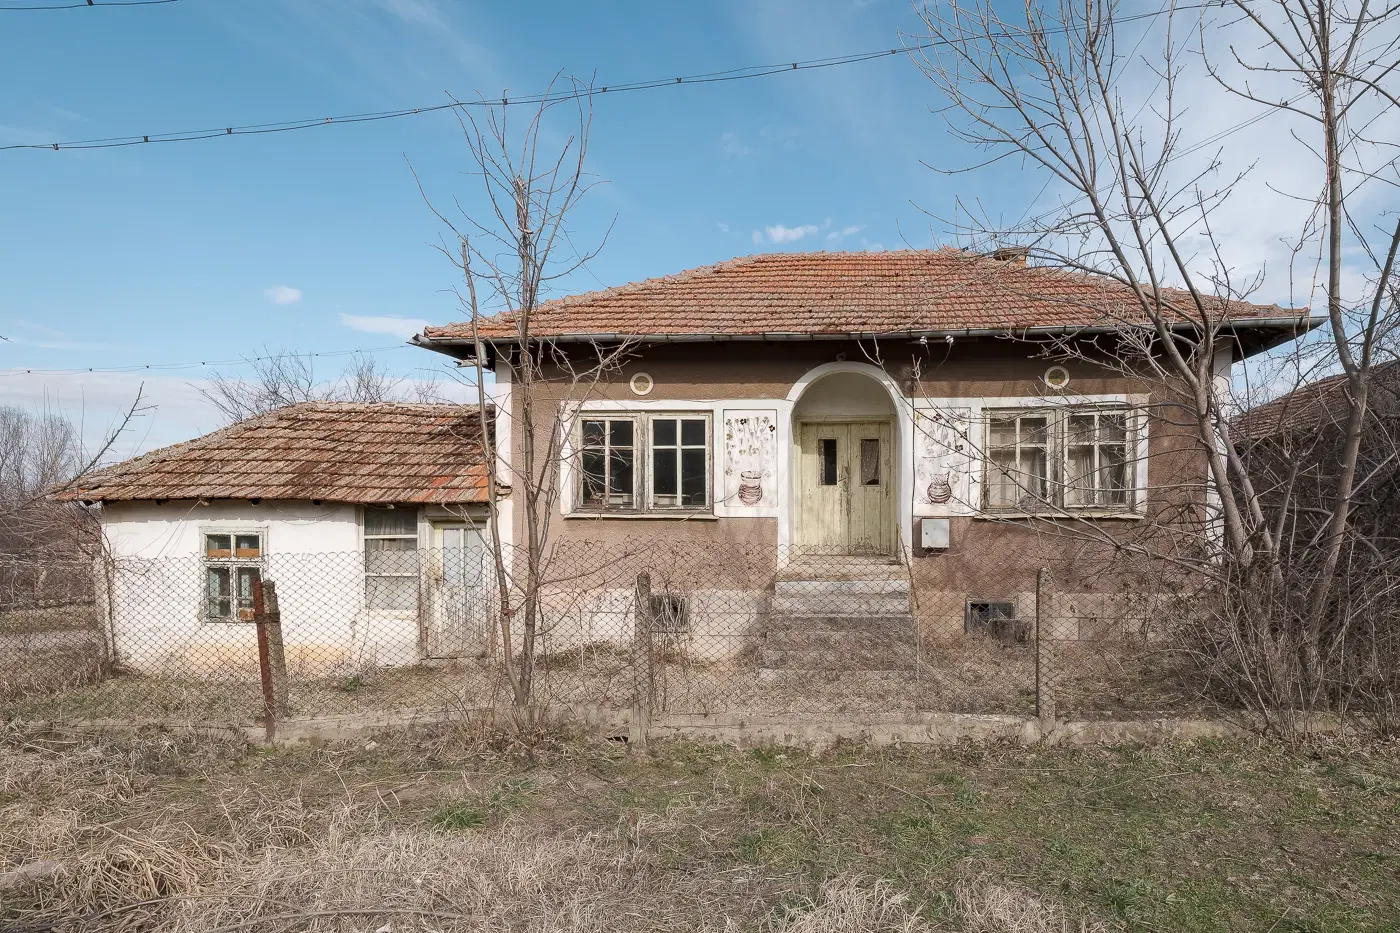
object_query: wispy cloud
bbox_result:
[755,223,821,245]
[827,224,866,243]
[339,313,430,339]
[720,131,751,158]
[264,285,303,305]
[716,222,731,234]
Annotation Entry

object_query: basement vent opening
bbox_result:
[648,593,690,634]
[965,600,1028,643]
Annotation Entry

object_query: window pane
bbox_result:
[364,507,416,536]
[1066,446,1095,506]
[366,537,416,552]
[609,448,635,505]
[681,448,707,507]
[653,448,678,497]
[860,438,880,486]
[1100,412,1128,443]
[206,566,231,618]
[1021,416,1049,446]
[205,534,232,559]
[367,576,418,611]
[819,438,838,486]
[1067,413,1096,445]
[234,534,261,559]
[653,418,677,447]
[988,417,1017,449]
[609,420,633,447]
[1020,449,1049,500]
[581,450,606,506]
[680,419,706,446]
[1101,445,1129,504]
[988,451,1019,507]
[366,548,420,575]
[582,420,605,446]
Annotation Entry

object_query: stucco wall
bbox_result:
[101,500,423,674]
[495,338,1204,652]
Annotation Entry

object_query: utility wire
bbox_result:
[0,0,180,10]
[2,2,1215,153]
[0,343,412,376]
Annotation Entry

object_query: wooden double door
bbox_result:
[796,421,895,554]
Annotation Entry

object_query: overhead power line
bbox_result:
[0,344,412,377]
[0,0,180,10]
[1,2,1215,153]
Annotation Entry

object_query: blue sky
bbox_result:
[0,0,1378,456]
[3,0,1014,454]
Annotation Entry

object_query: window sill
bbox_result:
[565,510,719,521]
[976,509,1145,521]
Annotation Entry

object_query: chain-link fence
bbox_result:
[0,543,1210,727]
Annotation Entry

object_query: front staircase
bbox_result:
[759,555,918,673]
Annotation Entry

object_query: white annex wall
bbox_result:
[101,500,420,675]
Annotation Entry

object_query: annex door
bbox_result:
[797,421,894,554]
[425,523,489,658]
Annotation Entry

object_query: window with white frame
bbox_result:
[203,530,263,622]
[363,506,420,610]
[984,406,1139,512]
[577,413,711,512]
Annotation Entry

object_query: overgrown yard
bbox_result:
[1,724,1396,932]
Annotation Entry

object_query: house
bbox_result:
[1233,358,1400,549]
[414,248,1313,660]
[63,402,494,675]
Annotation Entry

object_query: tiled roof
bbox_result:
[61,402,493,505]
[1233,360,1400,439]
[420,248,1307,342]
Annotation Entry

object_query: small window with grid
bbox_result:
[203,531,263,622]
[364,507,420,611]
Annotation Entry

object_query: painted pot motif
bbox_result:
[738,471,764,506]
[927,473,953,504]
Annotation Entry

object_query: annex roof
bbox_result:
[417,249,1313,354]
[61,402,492,505]
[1233,360,1400,439]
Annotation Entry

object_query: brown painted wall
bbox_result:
[502,338,1208,624]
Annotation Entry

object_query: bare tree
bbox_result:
[416,78,636,711]
[912,0,1400,727]
[198,350,411,423]
[0,393,145,560]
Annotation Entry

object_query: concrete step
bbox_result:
[777,556,906,582]
[764,613,916,636]
[772,591,910,616]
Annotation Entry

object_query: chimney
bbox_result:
[991,246,1029,266]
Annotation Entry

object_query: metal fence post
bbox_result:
[631,571,653,747]
[1035,567,1057,733]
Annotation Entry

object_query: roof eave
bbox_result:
[417,315,1321,356]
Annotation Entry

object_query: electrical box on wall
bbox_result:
[920,518,950,550]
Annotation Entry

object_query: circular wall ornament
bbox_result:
[1044,365,1071,390]
[629,372,655,396]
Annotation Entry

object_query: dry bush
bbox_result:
[955,880,1117,933]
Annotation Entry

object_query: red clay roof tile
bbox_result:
[60,402,493,505]
[420,248,1304,341]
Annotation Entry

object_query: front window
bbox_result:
[364,507,419,611]
[985,406,1138,512]
[204,531,262,622]
[576,413,712,512]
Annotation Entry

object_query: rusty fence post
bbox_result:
[631,572,654,747]
[252,578,290,742]
[1035,567,1057,734]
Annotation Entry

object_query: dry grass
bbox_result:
[955,880,1117,933]
[3,725,1396,932]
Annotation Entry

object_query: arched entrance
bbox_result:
[787,365,902,555]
